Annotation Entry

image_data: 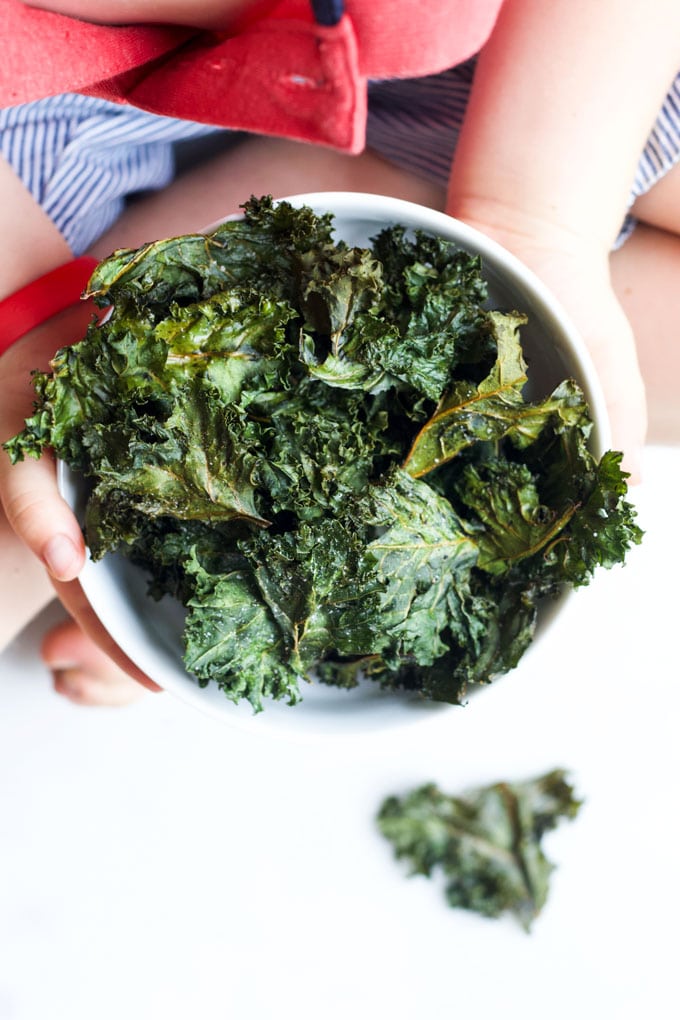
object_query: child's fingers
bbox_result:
[50,577,163,693]
[0,447,86,581]
[42,618,148,707]
[586,322,647,484]
[0,303,96,580]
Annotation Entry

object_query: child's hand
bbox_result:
[0,314,161,693]
[0,310,91,584]
[444,0,680,484]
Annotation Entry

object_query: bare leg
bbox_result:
[628,159,680,236]
[609,162,680,446]
[91,136,446,254]
[610,223,680,445]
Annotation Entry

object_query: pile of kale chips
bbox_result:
[6,197,642,711]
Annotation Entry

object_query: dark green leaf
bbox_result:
[359,470,480,667]
[403,311,529,476]
[377,769,582,930]
[182,550,302,712]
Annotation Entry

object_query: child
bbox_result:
[1,0,679,705]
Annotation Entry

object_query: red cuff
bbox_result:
[0,257,99,358]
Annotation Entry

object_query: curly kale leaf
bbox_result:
[84,194,337,317]
[299,227,497,401]
[250,380,397,520]
[239,516,379,677]
[295,225,498,404]
[182,550,302,712]
[451,446,642,588]
[313,471,538,704]
[377,769,582,930]
[367,226,495,396]
[453,457,580,578]
[83,380,270,559]
[3,311,163,466]
[359,471,481,669]
[402,311,534,476]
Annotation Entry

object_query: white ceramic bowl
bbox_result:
[59,193,610,738]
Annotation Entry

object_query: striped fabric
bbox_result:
[2,66,680,255]
[0,94,221,254]
[617,70,680,242]
[366,60,477,188]
[633,72,680,191]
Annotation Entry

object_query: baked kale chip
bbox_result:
[377,769,582,930]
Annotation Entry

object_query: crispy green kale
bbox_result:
[377,769,581,930]
[4,196,643,711]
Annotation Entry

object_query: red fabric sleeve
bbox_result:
[0,0,503,107]
[0,258,98,356]
[0,3,191,106]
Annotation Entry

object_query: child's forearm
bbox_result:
[0,154,72,299]
[447,0,680,250]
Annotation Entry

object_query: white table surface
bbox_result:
[1,444,678,1020]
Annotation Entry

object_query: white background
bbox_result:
[1,444,678,1020]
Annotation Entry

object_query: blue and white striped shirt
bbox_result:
[2,66,680,255]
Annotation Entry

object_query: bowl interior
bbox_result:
[59,193,609,737]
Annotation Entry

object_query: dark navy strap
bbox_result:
[310,0,344,27]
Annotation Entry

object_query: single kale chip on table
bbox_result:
[5,196,642,711]
[377,768,582,930]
